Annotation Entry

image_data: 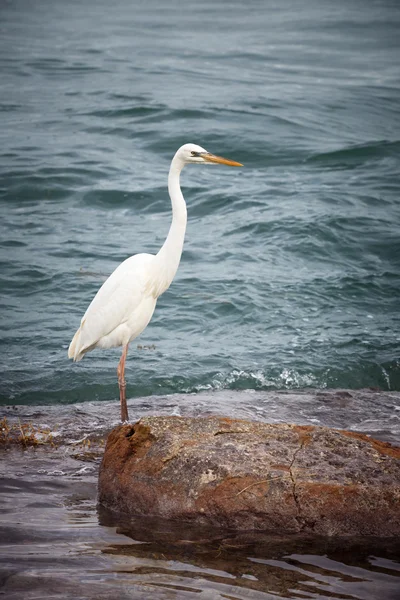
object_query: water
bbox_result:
[1,3,400,597]
[1,0,399,406]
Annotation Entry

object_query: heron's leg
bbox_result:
[117,344,129,422]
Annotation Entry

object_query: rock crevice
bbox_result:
[288,437,307,528]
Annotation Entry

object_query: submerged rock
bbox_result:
[98,416,400,536]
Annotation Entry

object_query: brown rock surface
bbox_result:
[98,416,400,536]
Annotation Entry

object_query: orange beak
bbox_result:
[202,153,243,167]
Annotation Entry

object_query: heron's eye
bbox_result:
[191,151,197,156]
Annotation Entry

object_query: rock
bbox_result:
[98,416,400,536]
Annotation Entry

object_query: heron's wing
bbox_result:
[74,253,156,354]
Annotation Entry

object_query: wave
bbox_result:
[307,140,400,167]
[2,359,399,407]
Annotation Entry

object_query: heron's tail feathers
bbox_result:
[68,327,86,362]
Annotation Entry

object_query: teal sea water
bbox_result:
[1,0,400,407]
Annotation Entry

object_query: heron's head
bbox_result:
[176,143,243,167]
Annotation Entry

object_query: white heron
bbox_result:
[68,143,242,422]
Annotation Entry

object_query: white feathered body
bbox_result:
[68,250,177,362]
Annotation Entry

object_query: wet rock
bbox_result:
[98,416,400,536]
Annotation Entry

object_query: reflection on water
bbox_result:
[99,509,400,600]
[0,443,399,599]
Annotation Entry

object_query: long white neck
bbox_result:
[154,154,187,296]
